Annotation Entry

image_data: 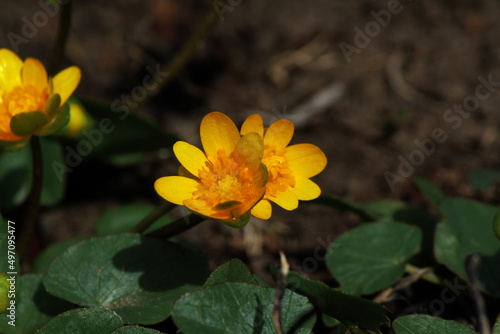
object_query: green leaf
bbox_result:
[494,314,500,334]
[68,97,179,161]
[95,204,172,235]
[173,282,316,334]
[0,145,31,209]
[31,235,90,274]
[39,137,66,206]
[205,259,257,286]
[0,137,66,209]
[435,198,500,297]
[10,111,48,137]
[43,234,210,324]
[467,169,500,192]
[393,315,476,334]
[113,326,163,333]
[327,222,422,294]
[414,177,445,206]
[37,307,123,334]
[0,274,73,334]
[494,209,500,241]
[270,269,389,332]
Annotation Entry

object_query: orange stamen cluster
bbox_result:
[262,146,295,198]
[193,149,261,210]
[3,85,48,117]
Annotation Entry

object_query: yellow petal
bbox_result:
[154,176,198,205]
[22,58,48,91]
[251,199,272,220]
[52,66,81,106]
[285,143,327,178]
[0,49,22,91]
[269,187,298,211]
[291,176,321,201]
[200,112,240,157]
[173,141,208,177]
[231,132,264,172]
[184,199,229,221]
[264,119,294,149]
[240,114,264,137]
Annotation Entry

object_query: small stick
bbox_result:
[467,254,490,334]
[273,251,290,334]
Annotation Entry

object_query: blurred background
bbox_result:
[2,0,500,284]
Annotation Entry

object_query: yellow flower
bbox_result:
[58,98,92,138]
[240,114,327,220]
[0,48,81,150]
[155,112,268,227]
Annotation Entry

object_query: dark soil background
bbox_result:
[3,0,500,332]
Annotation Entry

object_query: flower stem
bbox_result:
[145,213,206,239]
[18,137,43,257]
[131,202,175,234]
[47,1,73,75]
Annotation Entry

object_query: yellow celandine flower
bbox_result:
[240,114,327,220]
[155,112,268,227]
[0,48,81,150]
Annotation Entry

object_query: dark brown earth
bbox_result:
[3,0,500,332]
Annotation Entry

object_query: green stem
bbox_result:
[145,213,206,239]
[404,264,442,286]
[131,202,175,234]
[18,137,43,257]
[47,1,73,75]
[134,0,227,110]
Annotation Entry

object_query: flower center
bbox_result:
[262,146,295,197]
[3,84,48,118]
[193,149,261,209]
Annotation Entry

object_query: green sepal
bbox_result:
[43,94,61,117]
[222,210,251,228]
[36,103,70,136]
[261,162,269,186]
[10,111,48,137]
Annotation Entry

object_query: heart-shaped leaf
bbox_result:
[0,274,73,334]
[205,259,257,286]
[435,198,500,297]
[43,234,210,324]
[36,307,123,334]
[393,315,476,334]
[327,222,422,294]
[173,282,315,334]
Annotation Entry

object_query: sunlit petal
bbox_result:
[173,141,208,177]
[291,176,321,201]
[264,119,294,149]
[240,113,264,137]
[251,199,272,220]
[285,143,327,178]
[268,187,298,211]
[0,49,22,91]
[200,112,240,157]
[52,66,81,106]
[154,176,198,206]
[22,58,48,91]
